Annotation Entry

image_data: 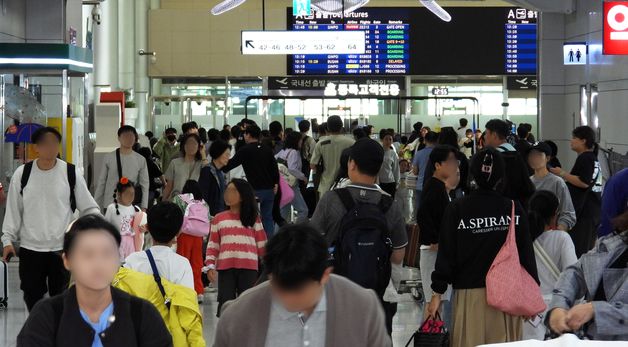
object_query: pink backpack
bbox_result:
[131,211,146,252]
[486,201,546,317]
[180,194,210,237]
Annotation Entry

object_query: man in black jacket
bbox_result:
[484,119,535,206]
[222,125,279,237]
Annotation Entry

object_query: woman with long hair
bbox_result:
[275,131,309,222]
[163,133,207,201]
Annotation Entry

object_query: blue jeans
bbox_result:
[281,185,309,223]
[255,189,275,238]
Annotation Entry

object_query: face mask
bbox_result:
[167,134,176,142]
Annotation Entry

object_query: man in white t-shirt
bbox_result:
[2,127,101,311]
[125,201,194,291]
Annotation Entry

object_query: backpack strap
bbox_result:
[129,296,144,346]
[116,148,123,180]
[498,145,510,152]
[145,249,171,310]
[20,161,34,195]
[21,161,76,213]
[334,188,355,212]
[378,193,393,214]
[67,163,77,213]
[533,240,561,281]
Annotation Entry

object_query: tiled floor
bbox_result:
[0,261,423,346]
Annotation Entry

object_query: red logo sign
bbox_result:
[604,1,628,54]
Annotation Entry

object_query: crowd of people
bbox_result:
[1,114,626,347]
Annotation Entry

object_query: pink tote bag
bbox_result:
[278,174,295,208]
[486,201,546,317]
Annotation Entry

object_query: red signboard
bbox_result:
[604,1,628,55]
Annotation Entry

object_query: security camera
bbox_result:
[92,5,101,25]
[196,100,202,106]
[164,98,171,107]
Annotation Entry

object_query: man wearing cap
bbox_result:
[528,141,577,231]
[310,138,408,337]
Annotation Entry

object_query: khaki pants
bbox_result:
[452,288,522,347]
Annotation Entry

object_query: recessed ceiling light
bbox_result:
[420,0,452,22]
[211,0,246,15]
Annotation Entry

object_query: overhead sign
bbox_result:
[604,2,628,55]
[563,43,587,65]
[241,31,366,55]
[506,75,538,90]
[293,0,311,16]
[431,87,449,96]
[268,76,406,97]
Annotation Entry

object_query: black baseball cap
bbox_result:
[528,141,552,156]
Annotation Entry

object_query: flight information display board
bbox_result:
[288,8,410,75]
[287,7,537,76]
[505,8,538,74]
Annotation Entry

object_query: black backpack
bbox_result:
[20,161,77,213]
[332,188,393,297]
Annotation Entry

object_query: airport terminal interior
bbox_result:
[0,0,628,346]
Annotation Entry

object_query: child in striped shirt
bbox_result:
[205,178,266,316]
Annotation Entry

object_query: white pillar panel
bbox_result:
[135,0,149,133]
[93,0,119,94]
[118,0,135,90]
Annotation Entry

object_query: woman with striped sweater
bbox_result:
[205,178,267,316]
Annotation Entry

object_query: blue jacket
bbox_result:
[599,168,628,237]
[548,231,628,340]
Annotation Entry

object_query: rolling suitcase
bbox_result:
[0,260,7,309]
[404,224,420,268]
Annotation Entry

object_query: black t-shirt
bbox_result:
[568,151,599,211]
[431,190,539,294]
[418,177,450,245]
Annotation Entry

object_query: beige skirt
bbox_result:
[452,288,522,347]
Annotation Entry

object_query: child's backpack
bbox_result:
[131,210,146,251]
[180,194,210,237]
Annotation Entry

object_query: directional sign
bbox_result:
[241,31,366,55]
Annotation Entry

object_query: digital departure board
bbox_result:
[288,8,410,75]
[287,7,537,76]
[505,8,538,74]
